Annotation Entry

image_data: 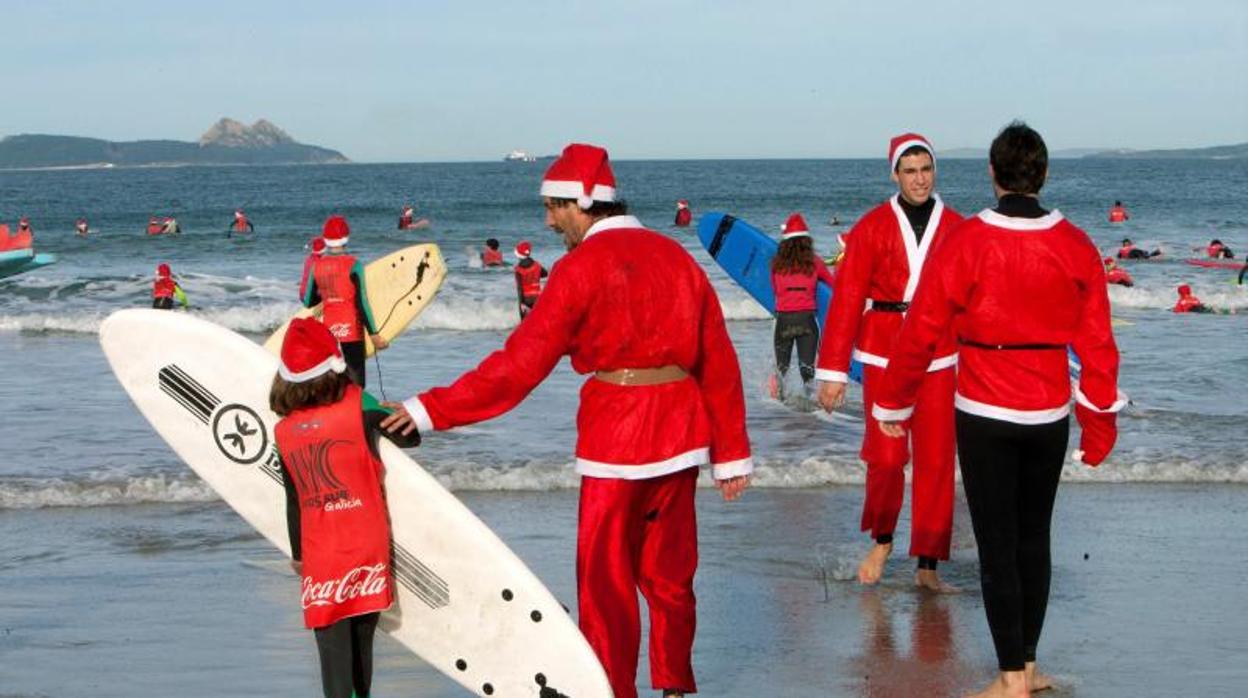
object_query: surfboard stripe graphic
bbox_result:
[158,364,220,424]
[708,214,736,258]
[393,543,450,609]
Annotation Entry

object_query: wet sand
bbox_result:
[2,483,1246,696]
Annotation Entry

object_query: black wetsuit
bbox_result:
[773,310,819,385]
[280,397,420,698]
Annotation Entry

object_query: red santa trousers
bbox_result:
[859,363,955,559]
[577,468,699,698]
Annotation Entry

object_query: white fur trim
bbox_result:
[955,394,1070,425]
[815,368,849,383]
[540,180,616,204]
[888,194,944,303]
[583,215,643,240]
[781,231,811,239]
[852,348,890,368]
[279,354,346,382]
[872,403,914,422]
[712,457,754,480]
[576,447,708,480]
[890,139,935,171]
[514,250,530,259]
[928,353,958,371]
[401,396,435,434]
[324,236,348,248]
[976,208,1066,231]
[852,348,955,373]
[1073,385,1129,413]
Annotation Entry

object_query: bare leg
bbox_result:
[1024,662,1052,692]
[857,541,893,584]
[966,670,1029,698]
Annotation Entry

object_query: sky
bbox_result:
[1,0,1245,162]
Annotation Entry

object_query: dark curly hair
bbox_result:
[771,236,816,275]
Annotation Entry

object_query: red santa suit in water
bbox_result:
[400,143,752,698]
[674,199,692,227]
[816,133,962,562]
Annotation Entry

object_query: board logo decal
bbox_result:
[393,542,450,609]
[708,214,736,258]
[211,404,269,465]
[158,364,220,424]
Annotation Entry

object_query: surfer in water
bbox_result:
[480,238,505,266]
[674,199,692,227]
[381,143,752,698]
[1117,237,1161,259]
[151,263,189,310]
[227,209,254,236]
[1173,284,1213,313]
[270,317,420,698]
[302,216,389,387]
[816,132,962,592]
[1204,239,1235,259]
[874,122,1123,698]
[75,218,89,237]
[512,240,547,320]
[1108,200,1129,223]
[769,212,834,401]
[1103,257,1134,287]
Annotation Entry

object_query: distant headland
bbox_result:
[0,118,349,170]
[939,142,1248,160]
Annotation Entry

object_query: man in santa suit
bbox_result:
[815,133,962,591]
[381,143,752,698]
[872,121,1123,697]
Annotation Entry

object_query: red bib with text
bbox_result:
[312,254,363,342]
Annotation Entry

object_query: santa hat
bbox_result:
[279,317,347,383]
[1177,284,1192,297]
[234,210,244,219]
[1103,257,1115,267]
[677,199,689,209]
[18,217,30,227]
[889,132,935,171]
[308,237,326,256]
[323,215,349,248]
[540,143,617,210]
[780,213,811,240]
[515,240,532,259]
[156,263,171,278]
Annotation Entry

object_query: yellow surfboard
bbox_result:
[265,243,447,357]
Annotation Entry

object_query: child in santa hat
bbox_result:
[270,317,420,698]
[769,212,835,400]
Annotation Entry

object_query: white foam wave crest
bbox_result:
[0,302,298,336]
[0,473,219,510]
[1110,282,1248,310]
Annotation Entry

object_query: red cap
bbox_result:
[279,317,347,383]
[322,215,349,248]
[1178,284,1192,296]
[889,132,935,171]
[309,237,326,255]
[780,213,811,240]
[677,199,689,208]
[540,143,617,210]
[515,240,532,259]
[157,263,171,278]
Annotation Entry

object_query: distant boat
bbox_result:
[504,150,537,162]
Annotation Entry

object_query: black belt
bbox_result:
[960,339,1064,351]
[871,300,909,312]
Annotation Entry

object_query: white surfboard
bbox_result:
[265,243,448,357]
[101,309,611,698]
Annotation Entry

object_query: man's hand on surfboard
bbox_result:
[380,402,418,436]
[716,475,750,502]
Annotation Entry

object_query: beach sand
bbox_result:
[3,483,1245,697]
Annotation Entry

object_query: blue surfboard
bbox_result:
[0,250,57,280]
[698,212,863,383]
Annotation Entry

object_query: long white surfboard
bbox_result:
[265,243,448,357]
[101,309,611,698]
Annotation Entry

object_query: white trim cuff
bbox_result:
[401,396,435,434]
[815,368,849,383]
[1074,385,1129,413]
[712,457,754,480]
[872,403,915,422]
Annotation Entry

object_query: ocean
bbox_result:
[1,158,1246,696]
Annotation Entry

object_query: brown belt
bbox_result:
[594,365,689,386]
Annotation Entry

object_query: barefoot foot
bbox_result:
[1025,662,1053,693]
[915,567,960,593]
[857,542,893,584]
[966,670,1029,698]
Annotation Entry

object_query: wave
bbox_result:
[1110,283,1248,310]
[6,454,1245,510]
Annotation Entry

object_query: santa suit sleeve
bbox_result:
[871,235,967,422]
[814,256,836,287]
[402,264,586,433]
[816,222,874,383]
[690,278,753,479]
[1071,242,1125,414]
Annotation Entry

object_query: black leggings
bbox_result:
[313,612,380,698]
[773,311,819,382]
[341,341,367,388]
[152,297,173,310]
[955,410,1068,671]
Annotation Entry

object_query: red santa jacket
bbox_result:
[772,257,835,313]
[276,385,393,629]
[814,195,962,383]
[872,208,1125,426]
[403,216,752,480]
